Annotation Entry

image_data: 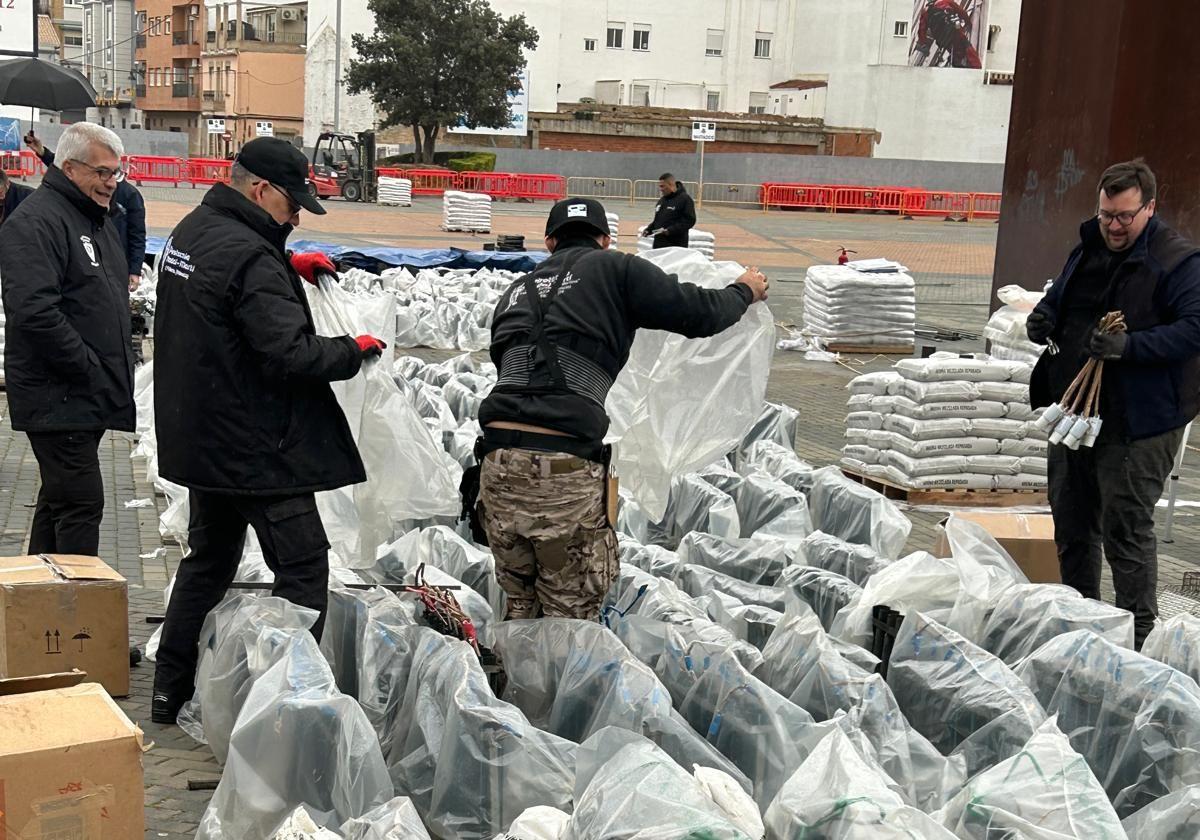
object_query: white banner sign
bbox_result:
[0,0,37,56]
[255,121,274,137]
[448,69,529,137]
[691,121,716,142]
[206,118,225,134]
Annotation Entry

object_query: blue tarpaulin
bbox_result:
[145,236,548,274]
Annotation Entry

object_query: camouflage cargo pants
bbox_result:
[478,447,619,620]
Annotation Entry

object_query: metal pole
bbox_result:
[333,0,342,132]
[697,139,704,207]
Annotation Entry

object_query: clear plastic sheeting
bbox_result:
[777,565,862,632]
[339,795,432,840]
[619,537,681,579]
[1141,612,1200,685]
[939,515,1029,642]
[808,466,911,560]
[673,563,789,612]
[179,595,319,763]
[802,531,893,586]
[760,601,957,812]
[1015,629,1200,818]
[676,532,792,585]
[491,619,752,791]
[605,248,775,520]
[386,630,576,839]
[935,717,1126,840]
[322,586,420,702]
[1120,784,1200,839]
[737,439,814,493]
[196,633,394,840]
[308,275,462,567]
[887,612,1046,776]
[566,728,756,840]
[676,646,839,809]
[979,583,1135,665]
[738,402,799,452]
[763,728,959,840]
[703,591,782,650]
[734,471,811,537]
[664,474,742,543]
[370,526,505,618]
[830,552,960,647]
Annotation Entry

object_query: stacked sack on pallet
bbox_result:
[842,352,1048,492]
[983,283,1048,365]
[803,262,916,348]
[442,190,491,232]
[636,228,716,258]
[376,176,412,207]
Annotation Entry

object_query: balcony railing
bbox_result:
[266,31,306,45]
[172,80,197,98]
[172,32,199,46]
[135,84,146,97]
[136,34,146,47]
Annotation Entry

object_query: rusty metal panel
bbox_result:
[993,0,1200,300]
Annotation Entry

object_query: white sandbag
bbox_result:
[847,371,902,396]
[883,468,995,490]
[845,411,883,430]
[895,352,1023,383]
[890,396,1008,421]
[882,414,972,441]
[866,430,1000,458]
[605,249,774,519]
[879,451,972,477]
[1000,437,1048,457]
[841,444,880,465]
[993,473,1047,490]
[977,380,1030,403]
[889,378,982,404]
[1004,402,1036,421]
[970,418,1032,440]
[964,454,1022,475]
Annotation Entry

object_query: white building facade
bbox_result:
[81,0,141,128]
[304,0,1020,163]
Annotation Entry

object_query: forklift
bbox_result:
[308,130,377,202]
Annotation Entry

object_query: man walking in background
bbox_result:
[642,173,697,249]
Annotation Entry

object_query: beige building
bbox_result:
[200,2,306,158]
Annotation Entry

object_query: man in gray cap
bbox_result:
[150,137,386,723]
[474,197,768,621]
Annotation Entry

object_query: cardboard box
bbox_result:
[0,682,144,838]
[0,555,129,697]
[934,511,1060,584]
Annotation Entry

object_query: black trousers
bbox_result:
[26,430,106,556]
[1048,426,1183,648]
[153,489,331,704]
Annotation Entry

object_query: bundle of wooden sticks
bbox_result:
[1034,311,1126,449]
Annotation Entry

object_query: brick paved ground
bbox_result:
[2,191,1197,836]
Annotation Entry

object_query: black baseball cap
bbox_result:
[234,136,325,215]
[545,197,610,238]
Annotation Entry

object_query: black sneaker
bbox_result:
[151,692,183,725]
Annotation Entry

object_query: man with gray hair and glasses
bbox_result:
[1027,158,1200,648]
[0,122,135,557]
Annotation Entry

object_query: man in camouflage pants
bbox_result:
[476,197,768,620]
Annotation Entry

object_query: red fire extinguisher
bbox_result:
[837,247,857,265]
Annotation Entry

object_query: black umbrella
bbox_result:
[0,57,96,113]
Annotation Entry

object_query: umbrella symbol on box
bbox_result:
[73,628,92,653]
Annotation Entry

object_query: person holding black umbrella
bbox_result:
[0,121,134,557]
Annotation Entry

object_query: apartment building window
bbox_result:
[754,33,772,58]
[987,24,1000,52]
[748,91,768,114]
[705,28,723,56]
[893,20,908,37]
[632,25,650,51]
[583,38,595,52]
[106,40,114,65]
[706,91,720,110]
[64,34,82,45]
[606,22,623,49]
[165,18,171,34]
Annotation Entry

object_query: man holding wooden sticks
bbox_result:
[1028,159,1200,649]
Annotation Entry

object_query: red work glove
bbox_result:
[290,251,336,285]
[355,335,387,358]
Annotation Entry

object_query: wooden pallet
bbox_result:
[826,342,914,356]
[842,467,1048,507]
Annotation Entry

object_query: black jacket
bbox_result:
[0,166,135,432]
[40,148,146,275]
[0,181,34,225]
[154,183,366,495]
[1031,216,1200,441]
[479,239,753,441]
[647,185,697,249]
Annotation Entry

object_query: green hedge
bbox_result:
[378,151,497,171]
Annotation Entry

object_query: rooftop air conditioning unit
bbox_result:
[279,8,298,21]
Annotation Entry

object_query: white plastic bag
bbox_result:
[606,249,774,519]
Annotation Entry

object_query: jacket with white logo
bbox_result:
[0,166,134,432]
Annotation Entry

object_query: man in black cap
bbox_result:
[642,173,697,249]
[149,136,387,723]
[475,197,768,621]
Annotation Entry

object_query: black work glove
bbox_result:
[1087,329,1127,361]
[1025,310,1054,345]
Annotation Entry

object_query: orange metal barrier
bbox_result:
[901,189,973,219]
[459,171,514,196]
[375,167,407,179]
[406,168,460,195]
[832,186,907,214]
[1,150,45,179]
[762,183,838,211]
[970,192,1002,220]
[128,155,184,186]
[506,172,567,201]
[186,158,232,186]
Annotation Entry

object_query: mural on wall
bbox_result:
[909,0,987,69]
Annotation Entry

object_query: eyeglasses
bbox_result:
[267,181,301,215]
[1097,203,1148,227]
[68,159,126,182]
